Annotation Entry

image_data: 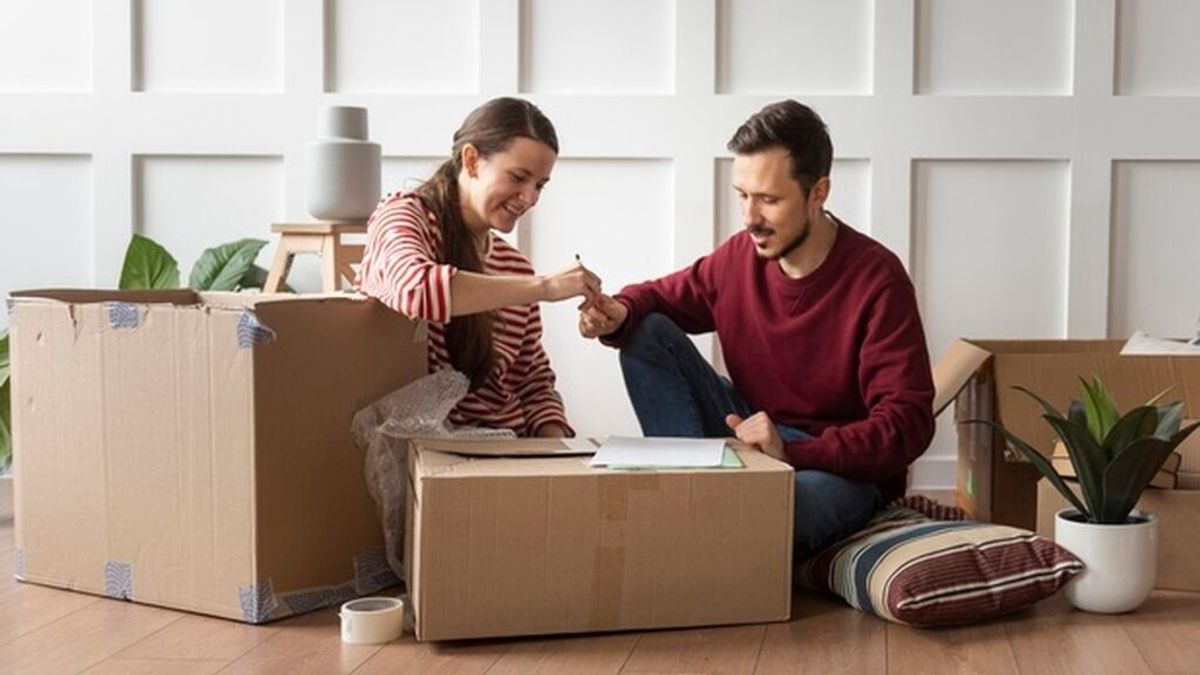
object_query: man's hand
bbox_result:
[726,412,787,462]
[579,293,629,339]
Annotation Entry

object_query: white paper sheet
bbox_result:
[1121,330,1200,355]
[588,436,728,468]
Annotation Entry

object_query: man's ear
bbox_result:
[460,143,480,178]
[808,176,831,210]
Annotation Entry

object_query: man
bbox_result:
[579,100,935,559]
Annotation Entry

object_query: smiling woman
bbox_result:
[356,97,599,438]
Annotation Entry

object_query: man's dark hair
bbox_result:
[726,100,832,195]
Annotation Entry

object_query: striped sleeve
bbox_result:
[513,303,573,437]
[358,197,455,324]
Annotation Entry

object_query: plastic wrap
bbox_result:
[351,369,515,578]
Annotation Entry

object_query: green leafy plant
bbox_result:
[119,234,273,292]
[0,331,10,473]
[974,376,1200,524]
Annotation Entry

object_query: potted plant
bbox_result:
[975,376,1199,613]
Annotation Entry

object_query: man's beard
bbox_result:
[749,213,810,261]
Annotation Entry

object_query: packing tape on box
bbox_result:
[340,597,406,644]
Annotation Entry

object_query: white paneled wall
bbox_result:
[3,0,1200,488]
[915,0,1074,95]
[135,0,284,92]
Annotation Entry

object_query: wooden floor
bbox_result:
[2,481,1199,675]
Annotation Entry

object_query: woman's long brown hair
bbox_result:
[414,98,559,391]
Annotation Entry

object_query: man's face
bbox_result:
[731,147,823,261]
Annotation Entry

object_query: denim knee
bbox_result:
[620,313,682,362]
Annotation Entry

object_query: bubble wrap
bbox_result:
[351,369,515,578]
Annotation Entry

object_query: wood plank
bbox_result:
[1004,594,1153,675]
[621,623,765,674]
[755,591,886,675]
[81,657,227,675]
[351,635,512,675]
[0,582,102,644]
[117,613,280,661]
[218,607,380,675]
[271,222,367,234]
[887,619,1019,675]
[0,599,181,674]
[1118,591,1200,674]
[487,632,640,675]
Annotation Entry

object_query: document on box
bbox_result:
[589,436,728,468]
[1121,330,1200,355]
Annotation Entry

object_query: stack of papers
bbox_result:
[588,436,742,469]
[1121,331,1200,355]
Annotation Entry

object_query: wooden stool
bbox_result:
[263,222,367,293]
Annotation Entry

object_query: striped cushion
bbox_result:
[797,508,1083,627]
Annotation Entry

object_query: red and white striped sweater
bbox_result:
[356,192,572,436]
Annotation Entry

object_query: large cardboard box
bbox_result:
[933,338,1200,529]
[404,438,794,641]
[1036,479,1200,591]
[9,289,425,622]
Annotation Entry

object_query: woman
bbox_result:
[357,97,597,437]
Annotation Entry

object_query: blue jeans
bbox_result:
[619,313,884,561]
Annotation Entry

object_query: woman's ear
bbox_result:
[460,143,480,178]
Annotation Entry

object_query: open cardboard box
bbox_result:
[9,289,425,622]
[403,437,794,641]
[934,338,1200,590]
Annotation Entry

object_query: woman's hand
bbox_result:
[542,263,601,308]
[534,422,571,438]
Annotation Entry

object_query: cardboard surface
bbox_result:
[404,440,794,641]
[935,338,1200,529]
[1036,478,1200,592]
[10,289,426,622]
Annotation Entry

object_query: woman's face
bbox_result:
[461,137,556,234]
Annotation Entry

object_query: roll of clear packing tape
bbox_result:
[340,596,405,644]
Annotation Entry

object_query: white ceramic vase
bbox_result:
[1055,508,1157,613]
[305,106,381,221]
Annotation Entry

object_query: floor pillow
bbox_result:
[796,507,1083,627]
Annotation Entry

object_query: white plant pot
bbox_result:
[305,106,381,221]
[1055,508,1156,613]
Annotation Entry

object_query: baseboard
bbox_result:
[909,456,956,491]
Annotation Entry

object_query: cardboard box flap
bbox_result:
[198,290,374,311]
[9,288,199,306]
[933,339,993,417]
[411,437,599,457]
[413,443,786,480]
[968,339,1120,355]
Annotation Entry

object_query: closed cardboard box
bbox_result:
[404,438,794,641]
[933,338,1200,529]
[9,289,425,622]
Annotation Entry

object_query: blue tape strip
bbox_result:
[236,311,276,349]
[104,560,134,599]
[279,582,358,616]
[13,549,25,578]
[106,303,140,329]
[354,547,401,594]
[238,580,279,623]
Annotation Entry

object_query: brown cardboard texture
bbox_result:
[932,339,1200,529]
[404,439,794,641]
[9,289,425,622]
[1036,479,1200,591]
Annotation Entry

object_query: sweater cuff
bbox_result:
[599,296,639,348]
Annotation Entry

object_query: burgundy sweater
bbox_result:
[606,220,935,501]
